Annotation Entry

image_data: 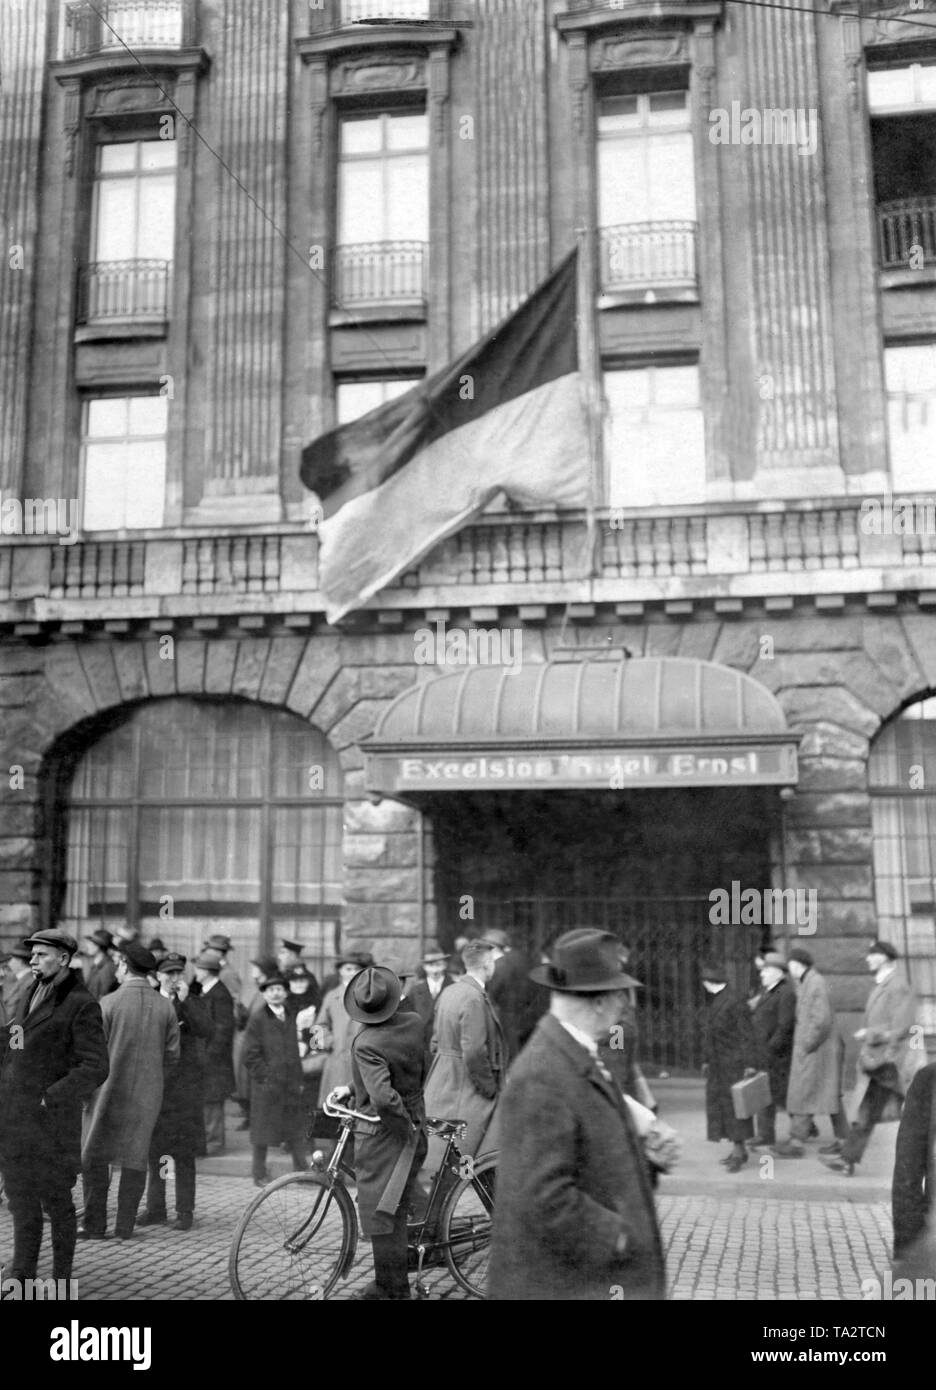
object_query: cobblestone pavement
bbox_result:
[0,1176,894,1301]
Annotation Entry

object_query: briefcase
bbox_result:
[731,1070,772,1119]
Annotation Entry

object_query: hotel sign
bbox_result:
[364,741,798,795]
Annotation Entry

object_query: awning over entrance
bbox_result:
[364,656,799,795]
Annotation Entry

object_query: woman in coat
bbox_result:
[891,1061,936,1279]
[242,975,307,1186]
[701,962,758,1172]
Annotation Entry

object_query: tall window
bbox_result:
[81,395,168,530]
[335,376,422,425]
[335,110,428,306]
[868,63,936,273]
[885,344,936,491]
[604,364,705,506]
[82,139,176,323]
[55,700,345,980]
[869,697,936,1038]
[597,91,697,294]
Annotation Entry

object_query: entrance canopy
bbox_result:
[364,656,799,795]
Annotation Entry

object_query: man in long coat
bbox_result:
[488,928,666,1301]
[191,949,235,1156]
[776,947,849,1157]
[749,951,796,1147]
[81,941,180,1238]
[821,940,924,1175]
[487,929,548,1066]
[335,966,426,1301]
[423,937,505,1160]
[891,1060,936,1278]
[401,944,455,1067]
[242,974,307,1185]
[0,928,109,1284]
[701,961,759,1171]
[139,953,214,1231]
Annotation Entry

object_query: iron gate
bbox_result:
[449,896,761,1072]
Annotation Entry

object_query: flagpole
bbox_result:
[575,224,604,585]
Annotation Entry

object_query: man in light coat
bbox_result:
[81,941,180,1239]
[488,928,666,1301]
[821,940,924,1175]
[774,947,849,1158]
[423,937,505,1161]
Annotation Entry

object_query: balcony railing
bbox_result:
[600,221,698,294]
[333,242,427,308]
[878,197,936,271]
[340,0,433,21]
[77,260,172,324]
[4,498,936,614]
[64,1,185,57]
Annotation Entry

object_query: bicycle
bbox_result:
[229,1093,496,1301]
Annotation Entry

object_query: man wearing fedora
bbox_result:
[700,961,760,1172]
[81,941,180,1239]
[81,929,118,1001]
[402,944,455,1067]
[748,951,796,1150]
[0,928,109,1285]
[821,940,924,1176]
[775,947,849,1159]
[488,929,665,1300]
[202,933,243,1012]
[191,948,236,1156]
[139,953,214,1231]
[243,975,308,1186]
[333,966,427,1301]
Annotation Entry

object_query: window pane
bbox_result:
[124,440,166,528]
[648,91,688,125]
[653,364,700,406]
[141,139,177,171]
[137,177,176,260]
[95,181,137,261]
[598,96,639,134]
[83,442,127,530]
[340,115,382,155]
[605,367,705,506]
[128,394,169,436]
[386,111,427,150]
[336,377,420,425]
[867,67,914,112]
[885,345,936,490]
[99,142,137,173]
[598,139,648,226]
[646,133,696,219]
[339,163,384,242]
[86,397,128,438]
[386,157,428,239]
[919,65,936,105]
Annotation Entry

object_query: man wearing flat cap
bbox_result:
[81,940,180,1238]
[821,941,925,1176]
[0,929,109,1286]
[488,929,665,1300]
[332,966,427,1300]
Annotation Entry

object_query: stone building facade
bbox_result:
[2,0,936,1069]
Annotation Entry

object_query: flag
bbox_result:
[301,249,593,624]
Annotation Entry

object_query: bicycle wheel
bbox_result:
[229,1171,358,1301]
[439,1150,497,1299]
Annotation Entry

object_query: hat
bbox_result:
[23,928,78,957]
[115,924,139,942]
[422,943,448,964]
[867,940,899,961]
[251,955,279,977]
[193,950,223,973]
[700,960,728,983]
[787,947,813,967]
[203,934,232,953]
[761,951,787,970]
[259,975,288,992]
[119,940,158,974]
[336,949,374,970]
[288,964,315,984]
[158,952,187,974]
[478,929,510,950]
[529,930,640,994]
[280,939,303,955]
[85,928,114,951]
[344,966,403,1024]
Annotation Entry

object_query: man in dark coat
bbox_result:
[332,966,426,1302]
[488,929,666,1302]
[749,951,796,1148]
[81,929,118,1001]
[191,949,235,1156]
[139,953,214,1231]
[701,961,759,1172]
[891,1060,936,1277]
[242,975,307,1185]
[0,928,109,1284]
[401,944,454,1067]
[487,929,548,1066]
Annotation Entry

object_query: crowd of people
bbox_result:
[0,921,932,1300]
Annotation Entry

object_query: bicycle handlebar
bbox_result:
[322,1091,373,1124]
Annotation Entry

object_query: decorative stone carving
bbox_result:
[845,54,864,110]
[332,55,427,95]
[89,73,170,116]
[696,63,716,110]
[567,33,589,139]
[61,79,81,177]
[590,32,687,72]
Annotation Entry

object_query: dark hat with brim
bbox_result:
[120,940,158,974]
[193,950,223,973]
[85,928,114,951]
[787,947,814,967]
[422,946,448,964]
[259,975,289,992]
[204,934,232,953]
[529,929,639,994]
[344,966,402,1024]
[478,929,510,950]
[24,928,78,957]
[867,940,899,961]
[280,939,303,954]
[761,952,787,970]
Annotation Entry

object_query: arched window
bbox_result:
[51,699,343,978]
[869,696,936,1036]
